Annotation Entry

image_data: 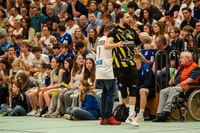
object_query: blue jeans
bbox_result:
[95,79,117,118]
[1,104,27,116]
[71,107,95,120]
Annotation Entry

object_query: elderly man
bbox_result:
[153,51,200,122]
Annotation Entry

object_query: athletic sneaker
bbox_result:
[126,116,139,127]
[27,110,37,116]
[135,114,144,122]
[103,116,121,125]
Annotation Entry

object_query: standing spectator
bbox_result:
[30,6,47,33]
[105,12,141,127]
[180,7,197,29]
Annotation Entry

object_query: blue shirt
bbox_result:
[31,13,47,32]
[58,32,72,45]
[0,41,13,55]
[81,93,100,119]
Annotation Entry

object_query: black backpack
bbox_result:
[113,104,129,122]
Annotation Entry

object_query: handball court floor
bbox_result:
[0,116,200,133]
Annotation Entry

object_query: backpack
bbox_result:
[113,104,129,122]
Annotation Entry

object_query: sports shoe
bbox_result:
[103,116,121,125]
[125,116,134,124]
[130,118,139,127]
[63,114,72,120]
[126,116,139,127]
[27,110,37,116]
[100,118,105,125]
[49,111,61,118]
[135,114,144,122]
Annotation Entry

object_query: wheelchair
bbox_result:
[171,83,200,121]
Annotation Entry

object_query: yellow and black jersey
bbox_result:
[107,25,141,68]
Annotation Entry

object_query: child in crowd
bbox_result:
[1,81,28,116]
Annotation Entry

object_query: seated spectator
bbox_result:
[65,16,79,37]
[53,0,68,16]
[87,28,98,52]
[38,25,57,54]
[57,23,72,45]
[60,43,74,60]
[13,19,23,37]
[66,80,100,120]
[180,7,197,29]
[194,0,200,20]
[1,82,28,116]
[72,27,88,47]
[153,52,200,122]
[78,15,89,36]
[134,54,155,122]
[66,0,88,18]
[30,6,46,33]
[0,8,8,28]
[169,27,185,52]
[0,32,13,58]
[75,40,95,60]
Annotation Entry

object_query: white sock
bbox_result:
[125,104,129,108]
[139,109,145,115]
[129,105,136,117]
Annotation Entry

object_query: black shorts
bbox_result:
[114,66,138,98]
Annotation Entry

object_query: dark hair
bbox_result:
[57,23,66,32]
[144,23,154,36]
[171,27,180,35]
[103,14,111,21]
[17,72,28,83]
[51,57,62,75]
[115,11,126,23]
[182,7,192,13]
[32,46,42,53]
[75,40,85,50]
[53,44,60,49]
[127,1,138,10]
[0,8,6,18]
[84,58,95,85]
[72,54,84,77]
[157,35,167,46]
[65,16,74,22]
[139,8,153,25]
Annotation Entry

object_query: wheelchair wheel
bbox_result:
[188,89,200,121]
[171,96,181,120]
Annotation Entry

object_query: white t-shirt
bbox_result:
[20,52,35,66]
[95,36,114,79]
[32,54,50,67]
[66,24,79,37]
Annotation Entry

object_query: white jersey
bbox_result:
[96,36,114,79]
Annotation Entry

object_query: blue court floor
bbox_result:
[0,116,200,133]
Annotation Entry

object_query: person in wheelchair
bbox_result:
[153,51,200,122]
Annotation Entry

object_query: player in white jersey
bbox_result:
[95,24,120,125]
